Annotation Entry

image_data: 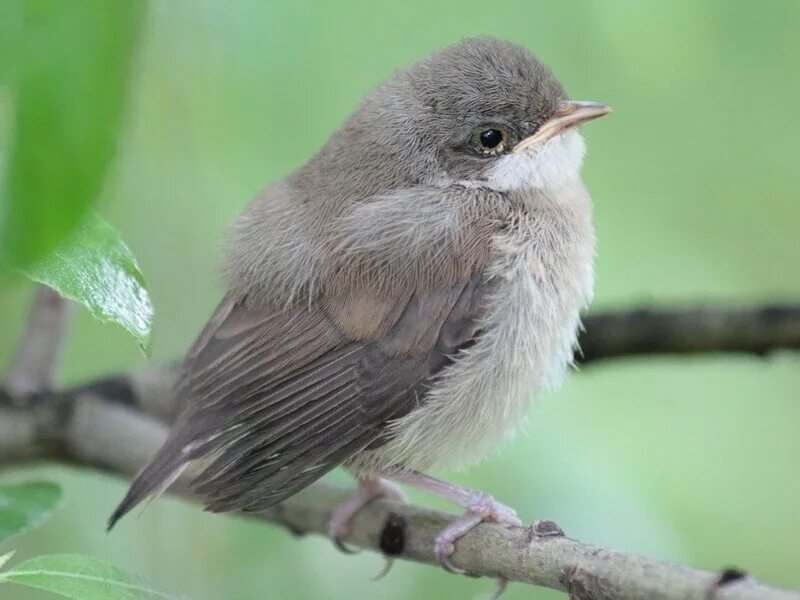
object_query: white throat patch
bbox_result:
[485,129,586,192]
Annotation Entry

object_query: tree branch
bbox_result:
[0,361,798,599]
[2,302,800,599]
[3,285,71,402]
[577,304,800,364]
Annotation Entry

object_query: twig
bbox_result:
[0,373,798,600]
[3,285,70,402]
[578,304,800,363]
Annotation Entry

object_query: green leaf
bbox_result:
[0,0,147,266]
[0,482,62,545]
[0,554,184,599]
[23,213,153,355]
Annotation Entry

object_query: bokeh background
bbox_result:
[2,1,799,598]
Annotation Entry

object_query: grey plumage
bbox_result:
[109,37,603,530]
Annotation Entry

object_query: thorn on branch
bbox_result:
[717,568,748,585]
[531,519,565,538]
[708,567,749,598]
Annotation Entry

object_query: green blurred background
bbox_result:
[2,0,799,598]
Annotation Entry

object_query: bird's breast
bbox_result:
[354,182,596,473]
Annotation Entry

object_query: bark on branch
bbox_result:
[2,302,800,599]
[4,285,70,402]
[578,304,800,363]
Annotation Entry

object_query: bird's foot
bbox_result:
[383,468,522,591]
[351,469,522,595]
[434,491,522,574]
[328,477,406,554]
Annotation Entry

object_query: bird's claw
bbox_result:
[433,493,521,588]
[370,557,395,581]
[328,478,405,556]
[329,507,362,554]
[435,537,464,574]
[332,537,361,555]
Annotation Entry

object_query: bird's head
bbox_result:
[296,37,610,199]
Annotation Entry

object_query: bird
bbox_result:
[109,36,609,579]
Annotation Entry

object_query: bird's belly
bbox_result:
[350,196,595,473]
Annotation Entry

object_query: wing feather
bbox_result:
[108,271,493,527]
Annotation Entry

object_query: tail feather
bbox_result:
[107,441,187,531]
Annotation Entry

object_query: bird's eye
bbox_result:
[476,128,507,156]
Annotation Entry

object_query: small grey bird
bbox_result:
[109,37,609,575]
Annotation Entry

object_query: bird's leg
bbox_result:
[385,469,521,574]
[328,476,406,554]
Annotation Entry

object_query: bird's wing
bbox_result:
[109,271,492,525]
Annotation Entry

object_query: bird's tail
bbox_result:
[107,439,188,531]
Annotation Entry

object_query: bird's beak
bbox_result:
[512,100,611,153]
